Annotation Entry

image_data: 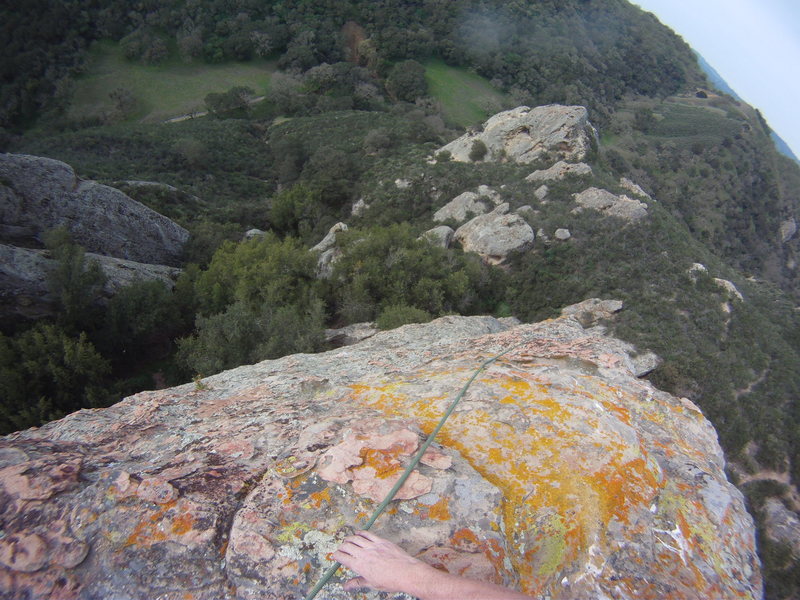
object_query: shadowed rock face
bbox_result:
[0,153,188,266]
[0,244,181,326]
[0,310,761,599]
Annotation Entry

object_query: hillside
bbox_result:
[2,0,800,597]
[695,50,799,163]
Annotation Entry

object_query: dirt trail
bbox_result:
[162,95,265,123]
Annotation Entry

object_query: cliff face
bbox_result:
[0,308,761,599]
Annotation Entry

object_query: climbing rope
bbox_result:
[304,338,529,599]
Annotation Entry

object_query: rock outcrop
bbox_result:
[0,244,181,324]
[433,186,501,224]
[0,153,189,266]
[310,222,348,278]
[437,105,597,164]
[572,187,648,221]
[525,161,592,183]
[0,307,761,599]
[619,177,653,201]
[419,225,454,248]
[454,204,535,264]
[780,218,797,244]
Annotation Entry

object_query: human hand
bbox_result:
[331,530,430,592]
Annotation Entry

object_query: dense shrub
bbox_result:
[377,304,433,330]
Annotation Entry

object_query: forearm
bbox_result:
[404,564,531,600]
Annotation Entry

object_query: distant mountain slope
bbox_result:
[695,50,799,163]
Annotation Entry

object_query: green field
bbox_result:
[424,60,506,127]
[650,101,744,140]
[68,41,276,123]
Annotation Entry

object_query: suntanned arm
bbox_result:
[331,530,531,600]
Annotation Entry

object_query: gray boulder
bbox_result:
[525,161,593,183]
[437,105,597,164]
[419,225,455,248]
[780,218,797,243]
[433,189,499,224]
[311,222,348,279]
[572,187,648,221]
[242,229,266,241]
[619,177,653,201]
[351,198,370,217]
[0,154,189,266]
[454,204,535,264]
[554,228,571,241]
[561,298,624,327]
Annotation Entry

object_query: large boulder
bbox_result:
[0,244,181,325]
[454,204,535,264]
[0,153,189,266]
[419,225,455,248]
[432,186,501,224]
[572,187,648,221]
[0,308,761,599]
[437,105,597,164]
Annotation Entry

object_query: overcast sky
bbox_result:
[632,0,800,157]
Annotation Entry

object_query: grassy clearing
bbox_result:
[424,59,506,128]
[68,41,276,123]
[650,101,743,140]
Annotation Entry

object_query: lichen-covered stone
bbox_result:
[0,310,761,599]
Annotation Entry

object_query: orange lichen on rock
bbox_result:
[344,352,747,598]
[426,497,451,521]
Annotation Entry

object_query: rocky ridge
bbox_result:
[0,303,761,599]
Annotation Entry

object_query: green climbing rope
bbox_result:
[304,338,528,599]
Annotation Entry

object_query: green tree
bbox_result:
[177,297,325,376]
[377,304,433,330]
[205,87,256,118]
[102,280,184,364]
[385,60,428,102]
[469,139,488,161]
[331,224,503,322]
[192,233,321,317]
[0,323,110,433]
[270,183,326,240]
[43,228,106,335]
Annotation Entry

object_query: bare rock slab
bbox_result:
[0,310,761,599]
[573,187,648,221]
[437,105,597,164]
